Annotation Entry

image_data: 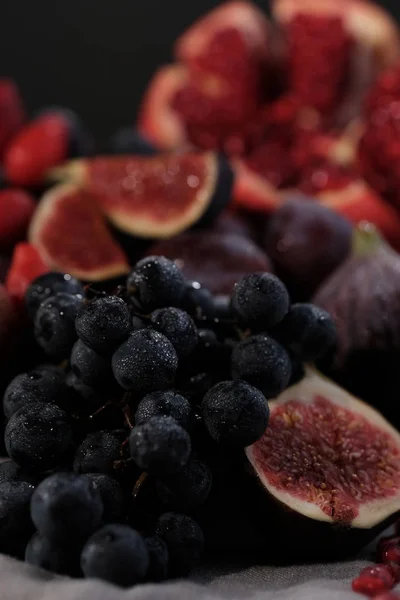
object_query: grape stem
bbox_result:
[235,326,251,341]
[132,472,148,500]
[131,310,151,320]
[58,359,69,371]
[83,285,107,299]
[123,404,134,429]
[120,437,129,456]
[88,401,113,420]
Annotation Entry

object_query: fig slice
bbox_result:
[29,184,129,281]
[246,368,400,534]
[50,153,233,239]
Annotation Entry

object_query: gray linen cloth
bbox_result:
[0,555,387,600]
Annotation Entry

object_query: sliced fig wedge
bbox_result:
[247,369,400,530]
[51,153,233,239]
[217,370,400,564]
[198,369,400,560]
[29,184,129,281]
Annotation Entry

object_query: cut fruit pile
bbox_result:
[3,255,400,585]
[2,0,400,294]
[2,0,400,593]
[138,0,400,249]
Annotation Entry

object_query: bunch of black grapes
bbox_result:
[0,256,335,587]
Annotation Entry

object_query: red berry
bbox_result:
[352,564,395,596]
[4,113,70,186]
[387,562,400,584]
[0,189,36,250]
[378,537,400,566]
[5,243,48,311]
[0,79,25,158]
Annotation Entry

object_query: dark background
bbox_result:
[0,0,399,144]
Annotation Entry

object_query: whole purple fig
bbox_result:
[264,197,352,300]
[314,223,400,425]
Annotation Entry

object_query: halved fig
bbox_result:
[51,153,233,239]
[149,231,271,294]
[29,184,129,281]
[273,0,400,71]
[245,369,400,560]
[175,1,270,67]
[137,65,190,151]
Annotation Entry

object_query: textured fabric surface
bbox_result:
[0,555,385,600]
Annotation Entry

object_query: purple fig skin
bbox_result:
[313,225,400,426]
[210,211,263,245]
[264,197,352,301]
[149,232,272,295]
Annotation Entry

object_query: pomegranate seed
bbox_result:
[352,564,395,596]
[378,537,400,566]
[387,562,400,584]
